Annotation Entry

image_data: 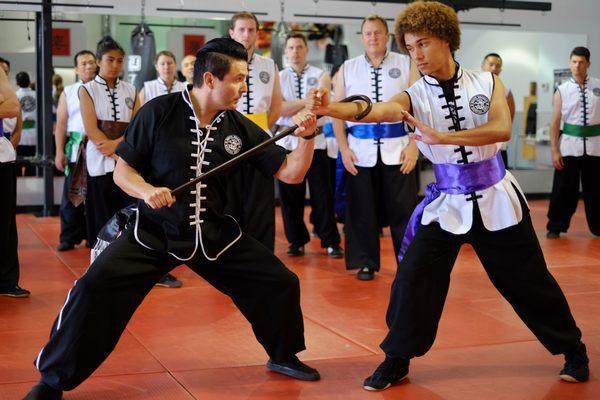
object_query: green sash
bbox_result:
[562,122,600,138]
[64,131,85,176]
[22,120,36,129]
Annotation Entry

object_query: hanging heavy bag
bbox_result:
[128,23,156,91]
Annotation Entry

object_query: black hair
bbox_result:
[483,52,502,61]
[0,56,10,69]
[73,50,95,67]
[570,46,590,62]
[193,38,248,87]
[96,36,125,60]
[16,71,31,88]
[285,32,308,46]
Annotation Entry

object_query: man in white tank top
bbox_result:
[333,15,419,280]
[547,46,600,239]
[54,50,97,252]
[309,1,587,391]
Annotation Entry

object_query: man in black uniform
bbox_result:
[24,38,320,400]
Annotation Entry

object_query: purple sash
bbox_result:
[398,152,506,262]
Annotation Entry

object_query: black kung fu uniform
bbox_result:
[33,88,306,391]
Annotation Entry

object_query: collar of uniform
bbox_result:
[157,76,167,87]
[363,51,389,67]
[569,76,589,85]
[95,74,120,86]
[290,64,309,76]
[181,85,225,128]
[423,62,463,87]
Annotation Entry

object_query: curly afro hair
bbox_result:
[394,1,460,54]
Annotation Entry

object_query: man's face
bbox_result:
[155,54,176,81]
[570,55,590,78]
[75,53,97,82]
[181,55,196,82]
[229,18,258,52]
[98,50,124,79]
[361,19,390,55]
[482,56,502,75]
[0,62,9,75]
[404,32,450,77]
[209,59,248,109]
[284,38,308,66]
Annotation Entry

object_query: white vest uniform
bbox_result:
[323,117,338,158]
[407,68,526,234]
[82,76,136,177]
[557,77,600,157]
[143,78,186,103]
[16,87,37,146]
[63,82,86,163]
[343,52,411,167]
[0,118,16,163]
[236,53,276,132]
[276,64,326,151]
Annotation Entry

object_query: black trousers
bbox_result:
[547,155,600,235]
[85,172,135,247]
[278,150,340,248]
[59,162,87,245]
[345,159,418,271]
[381,201,583,359]
[16,144,36,176]
[0,162,20,290]
[35,229,306,391]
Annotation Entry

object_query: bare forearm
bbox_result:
[549,120,561,150]
[85,126,109,145]
[280,100,306,117]
[277,139,314,184]
[441,122,511,146]
[324,101,404,124]
[332,118,349,150]
[113,160,155,200]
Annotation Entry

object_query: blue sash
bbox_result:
[347,123,407,139]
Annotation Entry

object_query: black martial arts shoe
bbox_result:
[286,244,305,257]
[546,231,560,239]
[357,267,374,281]
[363,355,409,391]
[155,273,182,288]
[23,382,63,400]
[326,245,343,258]
[267,355,320,381]
[57,242,75,251]
[560,343,589,383]
[0,285,31,298]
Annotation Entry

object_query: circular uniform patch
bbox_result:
[259,71,270,84]
[593,87,600,96]
[224,134,243,155]
[125,97,135,109]
[469,94,490,115]
[20,95,36,113]
[388,68,402,79]
[307,77,318,87]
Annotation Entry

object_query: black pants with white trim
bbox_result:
[34,229,305,391]
[59,162,87,245]
[547,154,600,236]
[381,200,583,359]
[345,158,417,271]
[278,150,340,248]
[0,162,20,290]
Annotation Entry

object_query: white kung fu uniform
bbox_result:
[15,86,37,175]
[275,64,340,249]
[379,66,583,360]
[227,53,278,251]
[81,75,137,244]
[341,52,417,270]
[547,77,600,235]
[142,77,186,102]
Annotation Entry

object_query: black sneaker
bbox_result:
[287,244,305,257]
[560,343,589,383]
[546,231,560,239]
[23,382,63,400]
[155,273,182,288]
[326,245,343,258]
[0,285,31,298]
[56,242,75,252]
[363,356,409,391]
[357,267,375,281]
[267,355,320,381]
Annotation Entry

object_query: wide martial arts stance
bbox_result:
[24,38,320,400]
[309,0,589,391]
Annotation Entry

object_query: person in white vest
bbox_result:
[138,50,186,105]
[481,52,515,167]
[547,46,600,239]
[0,60,30,298]
[79,37,139,251]
[308,0,588,390]
[276,32,342,258]
[1,57,22,163]
[54,50,96,252]
[227,11,283,251]
[180,54,196,85]
[332,15,419,281]
[15,71,37,176]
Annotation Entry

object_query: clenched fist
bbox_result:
[142,186,176,209]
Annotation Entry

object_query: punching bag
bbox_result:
[325,26,348,70]
[270,21,290,70]
[128,23,156,90]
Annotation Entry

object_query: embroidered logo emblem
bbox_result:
[307,77,318,87]
[388,68,402,79]
[259,71,270,84]
[593,87,600,96]
[224,134,243,155]
[125,97,135,109]
[19,95,36,113]
[469,94,490,115]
